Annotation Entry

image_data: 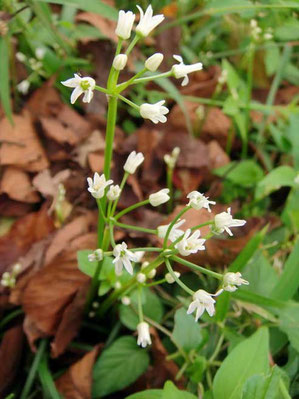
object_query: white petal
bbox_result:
[173,54,183,63]
[181,75,189,86]
[195,304,205,321]
[114,259,123,276]
[187,300,197,315]
[123,257,133,275]
[70,86,83,104]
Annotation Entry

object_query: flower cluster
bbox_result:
[1,263,22,288]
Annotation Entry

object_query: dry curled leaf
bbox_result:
[0,167,40,203]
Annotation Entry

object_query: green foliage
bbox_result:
[255,166,297,199]
[0,37,12,123]
[172,308,204,352]
[125,381,197,399]
[92,336,150,397]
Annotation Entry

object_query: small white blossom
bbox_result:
[187,289,217,321]
[89,311,96,318]
[35,47,46,60]
[137,272,146,283]
[12,263,22,274]
[137,322,151,348]
[136,5,164,37]
[113,54,128,70]
[176,229,205,256]
[121,296,131,305]
[107,185,121,201]
[87,172,113,199]
[223,272,249,292]
[134,251,145,263]
[92,302,99,308]
[115,10,135,40]
[172,55,203,86]
[214,208,246,236]
[113,242,138,275]
[88,249,103,262]
[145,53,164,71]
[164,147,180,169]
[16,52,26,62]
[165,271,180,284]
[187,191,216,212]
[61,74,96,104]
[17,80,30,95]
[124,151,144,174]
[140,100,169,124]
[149,188,170,207]
[157,219,185,242]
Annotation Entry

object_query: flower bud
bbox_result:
[124,151,144,174]
[113,54,128,71]
[121,296,131,306]
[149,189,170,207]
[165,271,180,284]
[145,53,164,72]
[137,273,146,283]
[115,10,135,40]
[107,185,121,201]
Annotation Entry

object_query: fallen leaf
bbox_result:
[0,113,49,172]
[56,345,102,398]
[207,140,230,170]
[25,80,62,118]
[73,130,106,168]
[88,152,105,173]
[76,12,117,42]
[0,324,24,397]
[0,167,40,203]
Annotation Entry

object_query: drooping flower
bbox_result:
[17,80,30,95]
[176,229,205,256]
[223,272,249,292]
[187,191,216,212]
[87,172,113,199]
[165,271,180,284]
[145,53,164,71]
[61,74,95,104]
[172,55,203,86]
[112,242,137,275]
[164,147,180,169]
[187,289,218,321]
[113,54,128,70]
[214,208,246,236]
[140,100,169,124]
[115,10,135,40]
[124,151,144,174]
[149,188,170,207]
[88,249,103,262]
[157,219,185,242]
[107,185,121,201]
[137,322,151,347]
[136,5,164,37]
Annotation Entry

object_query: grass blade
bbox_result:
[0,36,13,124]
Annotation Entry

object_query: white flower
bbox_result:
[187,289,217,321]
[134,251,145,262]
[124,151,144,174]
[137,322,151,348]
[172,55,203,86]
[12,263,22,274]
[61,74,96,104]
[16,52,26,62]
[35,47,46,60]
[145,53,164,71]
[136,5,164,37]
[164,147,180,169]
[149,188,170,207]
[140,100,169,124]
[223,272,249,292]
[113,54,128,70]
[88,249,104,262]
[17,80,30,95]
[107,185,121,201]
[157,219,185,242]
[214,208,246,236]
[87,172,113,199]
[176,229,205,256]
[115,10,135,40]
[137,272,146,283]
[121,296,131,305]
[165,271,180,284]
[113,242,137,275]
[187,191,216,212]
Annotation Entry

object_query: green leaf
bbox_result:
[214,161,264,187]
[282,188,299,232]
[277,302,299,353]
[265,43,280,76]
[92,336,150,398]
[255,166,297,199]
[242,366,290,399]
[125,391,163,399]
[37,0,118,19]
[213,328,270,399]
[172,308,203,352]
[161,381,197,399]
[77,249,96,277]
[271,239,299,301]
[275,20,299,41]
[119,288,164,330]
[0,37,13,123]
[286,114,299,169]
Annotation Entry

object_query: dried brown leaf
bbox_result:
[0,167,40,203]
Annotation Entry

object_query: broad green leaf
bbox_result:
[172,308,203,352]
[92,336,150,397]
[119,288,163,330]
[125,391,162,399]
[265,43,280,76]
[271,239,299,300]
[214,161,264,187]
[161,381,197,399]
[77,249,96,277]
[282,188,299,232]
[255,166,297,199]
[37,0,118,19]
[0,37,13,123]
[286,114,299,169]
[277,302,299,353]
[213,328,270,399]
[275,20,299,41]
[242,366,290,399]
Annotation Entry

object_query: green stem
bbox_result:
[279,379,291,399]
[165,258,194,295]
[171,255,222,280]
[94,85,110,95]
[114,199,150,220]
[244,41,255,158]
[163,206,190,249]
[117,93,140,111]
[0,308,24,329]
[109,222,116,247]
[126,34,139,56]
[137,285,144,322]
[110,172,129,216]
[166,167,174,213]
[20,339,47,399]
[190,221,213,231]
[116,68,147,92]
[114,220,157,235]
[133,71,172,85]
[209,334,224,363]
